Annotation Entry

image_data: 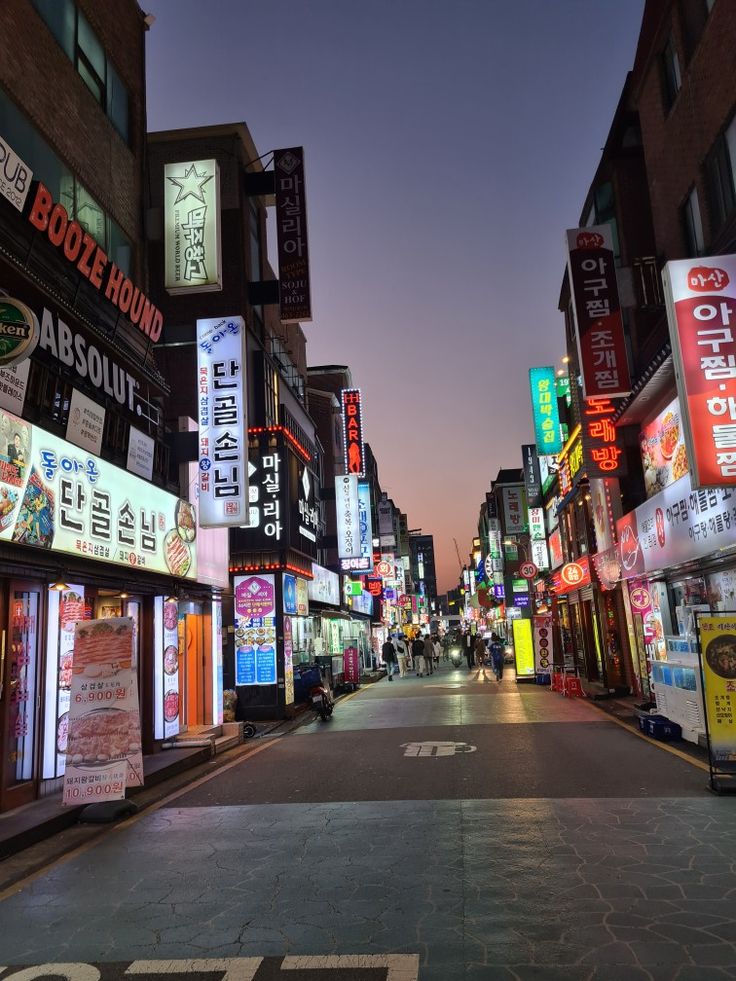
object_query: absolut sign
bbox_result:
[0,136,32,213]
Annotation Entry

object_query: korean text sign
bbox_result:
[533,614,554,674]
[566,224,631,398]
[501,485,528,535]
[197,316,248,527]
[529,367,562,454]
[0,408,197,578]
[274,147,312,323]
[164,159,222,293]
[63,617,142,806]
[581,398,627,479]
[233,575,277,686]
[336,475,361,558]
[341,388,365,477]
[663,255,736,488]
[699,615,736,767]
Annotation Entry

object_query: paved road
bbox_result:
[0,663,734,981]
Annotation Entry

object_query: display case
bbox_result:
[652,640,705,744]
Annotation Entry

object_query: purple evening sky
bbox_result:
[145,0,644,594]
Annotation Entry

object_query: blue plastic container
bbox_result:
[642,714,682,741]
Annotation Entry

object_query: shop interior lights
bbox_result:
[118,591,130,600]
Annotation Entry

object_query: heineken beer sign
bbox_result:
[0,297,40,367]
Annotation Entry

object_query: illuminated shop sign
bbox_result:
[0,297,39,367]
[566,224,631,398]
[529,367,563,454]
[581,398,627,479]
[356,480,373,570]
[522,444,542,508]
[336,474,361,558]
[528,507,546,541]
[196,316,248,527]
[233,575,277,686]
[164,159,222,293]
[0,135,32,212]
[341,388,365,477]
[663,255,736,488]
[639,397,689,498]
[308,563,340,606]
[550,556,592,595]
[274,147,312,323]
[0,408,197,578]
[27,183,163,342]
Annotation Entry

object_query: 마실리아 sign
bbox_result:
[164,159,222,293]
[566,224,631,398]
[274,147,312,323]
[663,255,736,488]
[0,408,197,578]
[197,316,248,527]
[529,367,562,454]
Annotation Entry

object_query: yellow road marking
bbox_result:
[0,737,280,904]
[587,701,711,772]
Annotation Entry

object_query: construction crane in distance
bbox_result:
[453,538,464,570]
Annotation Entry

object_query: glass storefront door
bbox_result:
[1,583,42,810]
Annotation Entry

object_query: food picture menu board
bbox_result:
[0,408,197,579]
[700,615,736,772]
[234,575,277,685]
[63,618,143,805]
[162,600,180,738]
[639,398,690,498]
[51,586,93,778]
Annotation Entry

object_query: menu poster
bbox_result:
[63,617,143,806]
[234,575,277,685]
[533,615,554,674]
[162,600,180,738]
[699,615,736,774]
[54,585,93,778]
[284,615,294,705]
[639,398,690,498]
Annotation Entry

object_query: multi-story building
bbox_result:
[0,0,227,813]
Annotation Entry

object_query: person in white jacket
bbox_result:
[395,634,409,677]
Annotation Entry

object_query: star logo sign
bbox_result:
[167,164,214,205]
[247,580,262,596]
[301,467,311,499]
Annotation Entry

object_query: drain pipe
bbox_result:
[161,738,215,754]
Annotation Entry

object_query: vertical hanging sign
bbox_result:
[196,316,248,527]
[274,147,312,323]
[566,224,631,398]
[341,388,365,476]
[164,159,222,293]
[529,367,563,454]
[336,474,361,558]
[663,255,736,488]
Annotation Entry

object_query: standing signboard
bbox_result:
[283,616,294,706]
[512,619,535,678]
[566,224,631,398]
[529,367,563,454]
[344,646,360,684]
[164,159,222,293]
[274,147,312,323]
[696,612,736,792]
[233,575,277,685]
[63,617,143,805]
[663,255,736,488]
[533,614,554,676]
[196,316,248,527]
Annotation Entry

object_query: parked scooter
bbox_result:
[310,679,334,721]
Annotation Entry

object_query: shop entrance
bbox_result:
[182,610,211,729]
[0,582,43,811]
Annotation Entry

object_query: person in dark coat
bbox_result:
[412,634,427,676]
[382,636,397,681]
[464,630,475,670]
[490,632,505,681]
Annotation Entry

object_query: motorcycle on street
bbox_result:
[310,679,335,720]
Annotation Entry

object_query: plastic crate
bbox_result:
[536,673,551,686]
[642,714,682,741]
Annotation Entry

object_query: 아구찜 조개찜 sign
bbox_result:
[0,409,197,578]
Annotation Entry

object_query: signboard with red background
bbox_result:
[663,255,736,488]
[341,388,365,477]
[550,555,592,595]
[566,224,631,399]
[581,398,627,479]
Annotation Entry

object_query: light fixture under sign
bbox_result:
[49,577,69,592]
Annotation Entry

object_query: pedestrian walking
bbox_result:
[382,636,397,682]
[490,632,505,682]
[424,634,435,675]
[412,633,427,676]
[395,633,409,678]
[474,635,486,667]
[433,635,442,669]
[464,630,474,670]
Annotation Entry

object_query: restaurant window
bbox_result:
[706,115,736,233]
[682,186,705,255]
[32,0,130,143]
[661,35,682,113]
